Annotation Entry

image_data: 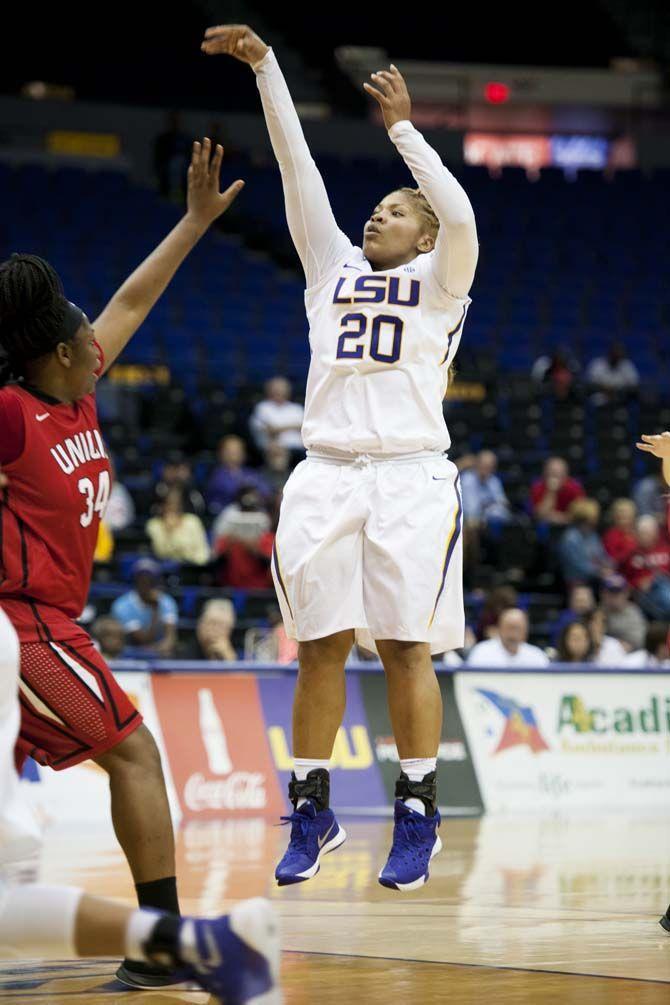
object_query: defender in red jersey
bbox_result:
[0,139,244,989]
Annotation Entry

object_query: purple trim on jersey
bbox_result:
[272,541,293,621]
[440,305,468,365]
[428,473,462,627]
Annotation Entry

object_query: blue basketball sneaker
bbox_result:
[275,769,346,886]
[180,899,281,1003]
[134,898,281,1002]
[379,771,442,892]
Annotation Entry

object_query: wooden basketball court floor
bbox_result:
[1,812,668,1003]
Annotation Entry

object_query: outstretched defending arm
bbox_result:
[202,25,352,288]
[365,65,478,299]
[94,140,244,373]
[637,432,670,488]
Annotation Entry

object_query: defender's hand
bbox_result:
[186,138,244,228]
[364,64,411,130]
[201,24,269,66]
[636,432,670,459]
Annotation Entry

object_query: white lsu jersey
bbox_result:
[302,245,470,456]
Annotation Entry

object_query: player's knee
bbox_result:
[378,639,432,671]
[95,724,164,780]
[299,630,353,669]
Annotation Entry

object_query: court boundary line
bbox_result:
[282,948,670,985]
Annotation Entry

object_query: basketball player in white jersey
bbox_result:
[0,489,279,1000]
[203,25,478,891]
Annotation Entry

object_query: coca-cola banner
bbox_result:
[152,674,285,820]
[259,674,387,812]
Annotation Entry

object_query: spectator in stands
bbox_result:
[245,605,298,663]
[623,622,670,668]
[249,377,304,459]
[111,558,178,657]
[146,487,210,565]
[586,341,639,404]
[555,620,595,664]
[460,450,511,527]
[194,599,238,661]
[213,486,274,588]
[154,457,206,517]
[558,498,611,587]
[105,456,135,531]
[91,616,126,661]
[600,574,647,652]
[467,608,549,668]
[621,515,670,619]
[475,584,518,640]
[154,111,190,200]
[259,442,291,497]
[206,435,270,515]
[602,498,638,565]
[585,607,626,665]
[530,457,585,526]
[552,584,596,644]
[633,469,667,521]
[531,348,579,400]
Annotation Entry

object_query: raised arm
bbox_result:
[365,66,478,300]
[202,25,352,287]
[94,140,244,372]
[637,432,670,488]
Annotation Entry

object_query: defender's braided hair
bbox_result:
[0,254,68,387]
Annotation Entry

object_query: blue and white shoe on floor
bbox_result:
[379,800,442,892]
[180,898,282,1004]
[275,800,347,886]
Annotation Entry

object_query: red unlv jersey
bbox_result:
[0,383,111,639]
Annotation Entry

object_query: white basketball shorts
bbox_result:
[271,451,464,655]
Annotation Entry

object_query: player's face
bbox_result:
[65,319,101,399]
[363,192,432,268]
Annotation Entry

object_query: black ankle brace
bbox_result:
[142,914,182,969]
[395,770,437,816]
[288,768,330,812]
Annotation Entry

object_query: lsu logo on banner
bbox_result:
[152,675,284,819]
[476,688,550,755]
[268,726,373,771]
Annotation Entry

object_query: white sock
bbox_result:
[124,908,164,963]
[400,758,437,816]
[293,757,330,809]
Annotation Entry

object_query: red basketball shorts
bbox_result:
[15,628,142,772]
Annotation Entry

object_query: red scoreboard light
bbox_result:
[484,81,510,104]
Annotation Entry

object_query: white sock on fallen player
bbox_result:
[293,757,330,809]
[400,758,437,816]
[124,908,165,963]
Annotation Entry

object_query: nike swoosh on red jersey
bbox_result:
[35,413,50,422]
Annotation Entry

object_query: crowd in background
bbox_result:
[86,367,670,669]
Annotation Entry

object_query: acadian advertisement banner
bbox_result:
[455,672,670,811]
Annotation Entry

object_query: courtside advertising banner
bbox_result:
[455,672,670,812]
[259,674,388,813]
[152,674,285,821]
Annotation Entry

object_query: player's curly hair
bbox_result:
[397,187,440,239]
[0,254,68,387]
